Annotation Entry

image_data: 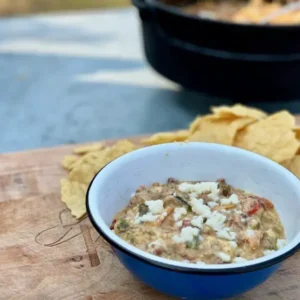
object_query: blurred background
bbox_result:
[0,0,130,15]
[1,0,300,153]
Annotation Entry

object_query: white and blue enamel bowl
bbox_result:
[86,142,300,300]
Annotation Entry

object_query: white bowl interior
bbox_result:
[88,142,300,270]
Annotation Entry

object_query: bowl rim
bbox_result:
[86,143,300,274]
[145,0,300,30]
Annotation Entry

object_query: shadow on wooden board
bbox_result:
[0,0,131,16]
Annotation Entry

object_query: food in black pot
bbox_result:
[133,0,300,100]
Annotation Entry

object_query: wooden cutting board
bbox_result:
[1,120,300,300]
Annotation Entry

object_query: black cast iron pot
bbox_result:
[132,0,300,101]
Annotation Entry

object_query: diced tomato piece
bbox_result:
[154,248,163,256]
[260,198,274,209]
[247,202,261,216]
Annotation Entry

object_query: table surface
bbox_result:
[1,7,300,153]
[1,136,299,300]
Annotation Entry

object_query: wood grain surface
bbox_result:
[1,121,300,300]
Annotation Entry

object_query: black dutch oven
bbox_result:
[132,0,300,101]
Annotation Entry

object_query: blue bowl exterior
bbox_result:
[114,247,281,299]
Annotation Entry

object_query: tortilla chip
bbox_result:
[266,110,296,127]
[189,116,254,145]
[61,140,138,218]
[68,162,96,185]
[67,150,107,183]
[70,150,106,170]
[109,139,138,154]
[293,128,300,139]
[90,140,138,172]
[62,155,78,171]
[288,155,300,178]
[60,178,87,219]
[189,114,226,134]
[211,104,267,120]
[189,116,204,134]
[234,111,299,163]
[142,130,189,145]
[293,128,300,154]
[281,159,293,169]
[72,142,105,155]
[68,140,138,184]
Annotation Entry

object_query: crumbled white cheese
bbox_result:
[196,261,206,265]
[172,226,200,243]
[208,193,220,202]
[229,194,239,204]
[134,212,159,224]
[229,241,238,249]
[208,189,220,202]
[217,252,231,262]
[148,239,163,248]
[191,198,211,217]
[179,182,219,196]
[207,201,218,208]
[190,195,204,204]
[246,229,255,238]
[176,220,183,228]
[189,192,199,199]
[208,183,220,201]
[220,194,239,205]
[145,200,164,215]
[220,199,231,205]
[206,211,226,230]
[173,207,187,221]
[191,216,204,229]
[201,182,219,194]
[217,228,237,241]
[264,249,276,256]
[233,257,247,263]
[277,239,287,249]
[234,210,243,214]
[178,182,195,193]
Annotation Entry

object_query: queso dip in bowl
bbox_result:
[86,142,300,299]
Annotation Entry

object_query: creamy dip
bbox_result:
[112,178,286,264]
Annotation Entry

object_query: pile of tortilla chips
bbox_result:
[61,140,138,218]
[61,104,300,219]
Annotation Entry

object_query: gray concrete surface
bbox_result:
[0,8,300,153]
